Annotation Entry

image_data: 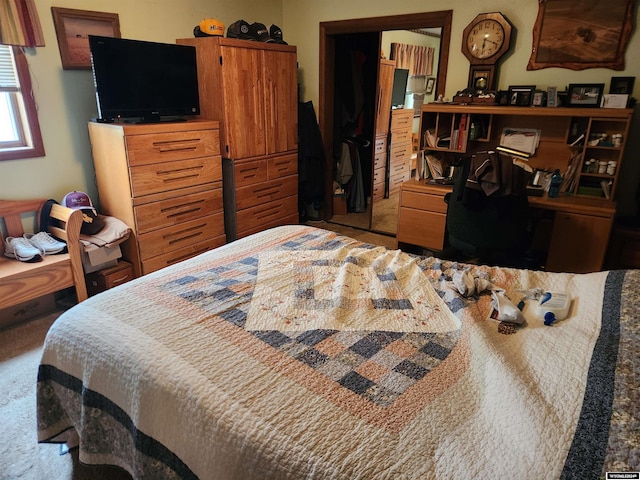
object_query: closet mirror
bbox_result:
[318,11,452,235]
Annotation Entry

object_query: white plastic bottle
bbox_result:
[536,292,571,325]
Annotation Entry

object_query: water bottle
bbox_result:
[548,169,562,198]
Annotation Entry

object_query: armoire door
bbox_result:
[263,49,298,155]
[220,45,267,159]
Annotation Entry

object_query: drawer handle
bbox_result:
[153,139,200,152]
[157,165,204,182]
[161,199,206,218]
[111,275,131,285]
[165,247,209,266]
[253,184,282,198]
[163,224,206,244]
[253,205,280,220]
[238,166,260,179]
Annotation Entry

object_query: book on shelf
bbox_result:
[600,180,612,199]
[456,114,467,150]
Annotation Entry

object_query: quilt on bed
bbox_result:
[37,225,639,479]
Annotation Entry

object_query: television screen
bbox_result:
[391,68,409,108]
[89,36,200,123]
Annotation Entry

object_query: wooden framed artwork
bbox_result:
[609,76,635,94]
[426,77,435,95]
[51,7,121,70]
[527,0,635,71]
[568,84,605,108]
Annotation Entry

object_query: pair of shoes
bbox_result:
[24,232,66,255]
[4,237,43,262]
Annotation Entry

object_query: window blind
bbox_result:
[0,45,20,92]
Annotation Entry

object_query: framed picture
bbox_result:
[425,77,435,95]
[568,84,605,107]
[609,76,635,94]
[532,91,547,107]
[51,7,121,70]
[601,94,629,109]
[507,85,536,106]
[527,0,635,71]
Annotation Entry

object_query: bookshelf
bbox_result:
[418,104,633,200]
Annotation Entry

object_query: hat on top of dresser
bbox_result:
[227,19,252,39]
[269,24,288,44]
[248,22,273,42]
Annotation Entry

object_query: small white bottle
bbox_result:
[536,292,572,326]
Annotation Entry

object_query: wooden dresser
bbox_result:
[88,120,225,277]
[387,109,413,196]
[177,37,298,241]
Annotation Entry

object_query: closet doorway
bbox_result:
[318,11,452,235]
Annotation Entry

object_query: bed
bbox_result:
[37,225,639,479]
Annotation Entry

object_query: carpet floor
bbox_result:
[0,312,131,480]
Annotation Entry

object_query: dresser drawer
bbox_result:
[137,212,225,261]
[129,156,222,197]
[268,153,297,179]
[397,207,446,251]
[236,195,298,236]
[372,181,386,201]
[374,136,387,155]
[388,170,409,194]
[141,237,226,275]
[234,175,298,210]
[237,212,300,240]
[390,128,412,144]
[391,109,413,130]
[134,187,223,234]
[374,151,386,170]
[401,190,447,214]
[234,159,269,187]
[389,160,409,176]
[389,142,412,165]
[125,129,220,166]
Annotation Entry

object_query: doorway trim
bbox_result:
[318,10,453,220]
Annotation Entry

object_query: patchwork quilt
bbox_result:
[37,225,639,479]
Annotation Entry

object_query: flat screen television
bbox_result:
[88,35,200,123]
[391,68,409,108]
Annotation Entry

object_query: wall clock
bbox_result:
[461,12,513,93]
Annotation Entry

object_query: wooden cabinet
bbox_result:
[372,59,395,201]
[388,109,413,196]
[88,120,225,277]
[177,37,298,241]
[86,261,134,297]
[397,182,447,251]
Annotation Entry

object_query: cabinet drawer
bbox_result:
[126,129,220,166]
[389,142,412,164]
[397,207,446,251]
[388,171,409,194]
[236,195,298,236]
[391,129,412,144]
[401,190,447,214]
[86,261,134,296]
[391,110,413,130]
[235,175,298,210]
[141,236,226,275]
[373,166,385,185]
[237,212,299,240]
[374,136,387,155]
[372,181,386,200]
[389,160,409,176]
[268,153,297,179]
[374,151,386,170]
[130,156,222,197]
[234,159,269,187]
[134,187,223,234]
[138,212,225,261]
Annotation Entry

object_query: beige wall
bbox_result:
[3,0,640,216]
[0,0,283,204]
[284,0,640,216]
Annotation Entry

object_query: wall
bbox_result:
[0,0,283,206]
[284,0,640,216]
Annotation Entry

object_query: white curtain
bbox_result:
[390,43,434,77]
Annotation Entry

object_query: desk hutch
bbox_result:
[397,104,633,273]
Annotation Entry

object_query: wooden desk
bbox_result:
[396,179,615,273]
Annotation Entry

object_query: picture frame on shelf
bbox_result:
[527,0,635,71]
[507,85,536,106]
[51,7,121,70]
[532,91,547,107]
[601,94,629,109]
[546,86,558,107]
[567,83,605,107]
[609,76,635,94]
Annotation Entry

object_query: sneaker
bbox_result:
[24,232,66,255]
[4,237,43,262]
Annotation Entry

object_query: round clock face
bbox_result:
[466,19,505,59]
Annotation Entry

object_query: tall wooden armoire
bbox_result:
[177,37,298,241]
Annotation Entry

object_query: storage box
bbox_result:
[0,294,56,330]
[86,261,134,297]
[81,244,122,274]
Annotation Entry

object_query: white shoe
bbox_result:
[4,237,43,262]
[24,232,66,255]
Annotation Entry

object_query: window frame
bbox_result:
[0,46,45,161]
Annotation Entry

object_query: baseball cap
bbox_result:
[269,24,288,44]
[248,22,273,42]
[62,191,105,235]
[226,19,252,40]
[193,18,225,37]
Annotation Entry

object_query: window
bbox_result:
[0,44,44,161]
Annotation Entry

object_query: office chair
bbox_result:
[444,153,533,268]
